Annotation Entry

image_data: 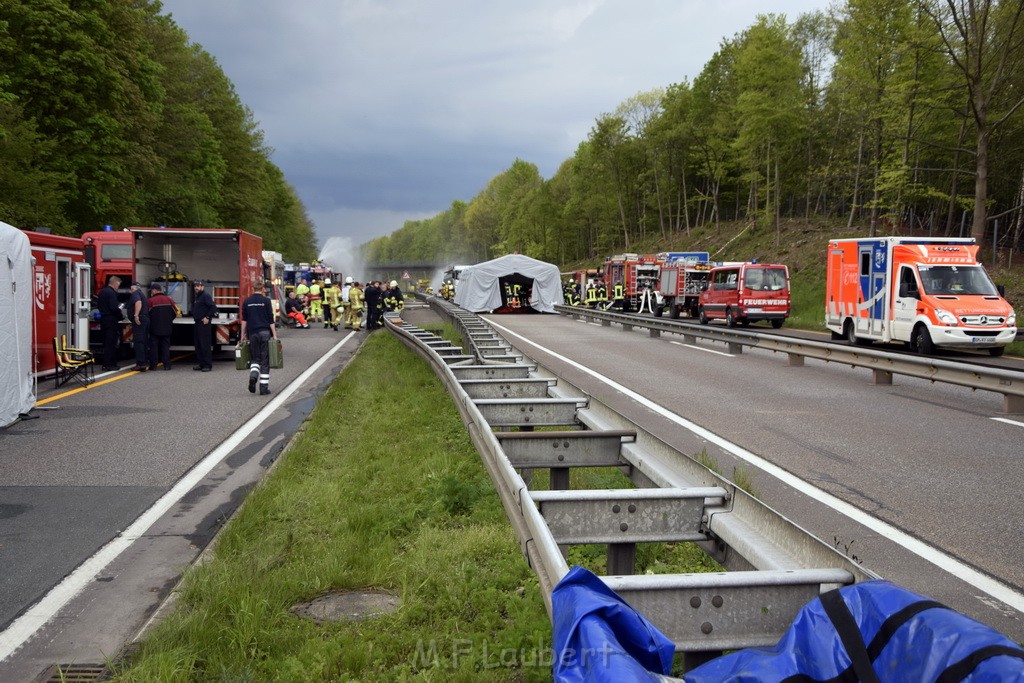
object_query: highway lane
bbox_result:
[483,311,1024,643]
[0,324,365,681]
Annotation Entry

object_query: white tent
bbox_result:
[1,222,35,428]
[453,254,564,313]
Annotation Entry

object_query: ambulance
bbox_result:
[825,237,1016,356]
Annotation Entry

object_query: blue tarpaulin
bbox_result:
[551,566,676,682]
[683,580,1024,682]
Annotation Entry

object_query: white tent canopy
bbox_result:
[453,254,564,313]
[1,222,35,428]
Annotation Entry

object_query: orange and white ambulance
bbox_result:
[825,237,1016,355]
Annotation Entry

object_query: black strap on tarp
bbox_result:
[818,588,881,683]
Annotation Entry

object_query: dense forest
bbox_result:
[0,0,318,261]
[364,0,1024,268]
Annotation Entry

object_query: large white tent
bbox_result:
[453,254,564,313]
[0,222,35,427]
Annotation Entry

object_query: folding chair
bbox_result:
[60,334,95,363]
[53,337,95,389]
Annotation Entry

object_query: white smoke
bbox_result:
[318,237,366,283]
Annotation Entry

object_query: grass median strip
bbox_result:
[112,332,551,681]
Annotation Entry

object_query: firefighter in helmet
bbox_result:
[611,281,625,310]
[384,279,404,313]
[322,278,340,330]
[585,279,598,308]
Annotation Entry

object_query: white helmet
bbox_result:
[345,276,353,284]
[324,279,331,285]
[390,280,398,288]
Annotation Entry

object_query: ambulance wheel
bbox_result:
[911,324,934,355]
[699,307,709,325]
[845,321,859,345]
[771,319,784,329]
[989,346,1005,357]
[726,309,738,328]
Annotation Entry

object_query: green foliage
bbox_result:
[365,1,1024,269]
[0,0,317,258]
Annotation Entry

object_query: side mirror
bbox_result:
[998,284,1006,297]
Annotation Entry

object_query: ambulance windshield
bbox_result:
[918,265,998,296]
[743,267,787,291]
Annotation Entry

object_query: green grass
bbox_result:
[112,333,552,682]
[112,330,723,681]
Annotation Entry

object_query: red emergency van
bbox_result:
[698,262,791,328]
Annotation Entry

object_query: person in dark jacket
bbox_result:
[147,284,179,370]
[127,282,149,371]
[240,279,277,395]
[363,281,382,330]
[97,275,123,371]
[191,280,218,372]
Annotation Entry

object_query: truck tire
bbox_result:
[699,306,709,325]
[911,323,934,355]
[726,308,738,328]
[771,319,784,329]
[989,346,1006,357]
[668,300,680,319]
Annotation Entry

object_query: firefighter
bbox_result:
[322,278,340,330]
[562,278,577,306]
[611,281,625,310]
[585,280,598,308]
[345,281,364,330]
[308,279,322,322]
[384,280,404,313]
[240,278,277,396]
[596,280,608,308]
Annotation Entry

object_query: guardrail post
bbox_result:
[623,323,634,332]
[550,468,570,490]
[649,328,661,338]
[872,369,894,385]
[601,319,611,327]
[607,543,636,576]
[787,353,805,367]
[684,334,697,345]
[1004,394,1024,414]
[728,342,743,355]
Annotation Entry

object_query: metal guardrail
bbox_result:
[386,302,874,667]
[556,304,1024,414]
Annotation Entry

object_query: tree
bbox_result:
[924,0,1024,245]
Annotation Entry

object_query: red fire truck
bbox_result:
[84,227,264,352]
[655,251,712,319]
[24,230,93,379]
[603,254,662,312]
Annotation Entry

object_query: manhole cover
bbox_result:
[291,590,400,623]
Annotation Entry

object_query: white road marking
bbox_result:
[488,319,1024,614]
[991,417,1024,429]
[669,340,734,357]
[0,332,357,663]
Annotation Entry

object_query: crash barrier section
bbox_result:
[556,305,1024,415]
[386,303,874,676]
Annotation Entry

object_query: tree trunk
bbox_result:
[971,125,990,244]
[945,115,968,235]
[848,133,864,230]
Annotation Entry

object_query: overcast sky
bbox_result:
[159,0,834,259]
